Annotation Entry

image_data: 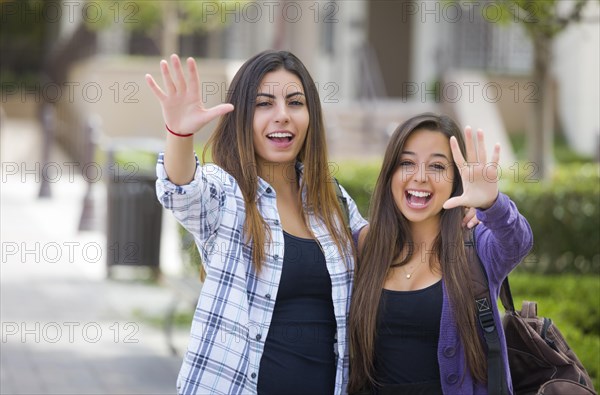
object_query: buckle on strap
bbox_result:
[478,311,496,333]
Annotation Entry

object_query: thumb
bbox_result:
[443,196,465,210]
[209,103,234,118]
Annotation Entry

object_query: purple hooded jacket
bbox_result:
[438,192,533,394]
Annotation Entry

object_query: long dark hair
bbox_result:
[348,113,487,392]
[204,50,353,272]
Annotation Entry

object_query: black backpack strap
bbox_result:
[332,177,350,231]
[499,275,516,313]
[464,229,509,395]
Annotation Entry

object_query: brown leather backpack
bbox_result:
[465,230,597,395]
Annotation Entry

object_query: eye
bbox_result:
[431,163,446,171]
[289,100,304,106]
[399,160,416,170]
[256,101,271,107]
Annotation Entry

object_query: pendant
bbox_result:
[406,274,411,279]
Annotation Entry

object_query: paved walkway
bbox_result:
[1,119,191,394]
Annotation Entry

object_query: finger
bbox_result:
[171,54,187,93]
[144,74,167,102]
[443,195,466,210]
[462,207,474,227]
[206,103,235,119]
[462,216,476,228]
[462,213,470,227]
[160,59,177,95]
[468,211,480,228]
[464,126,476,163]
[491,142,501,165]
[187,57,200,98]
[476,129,487,164]
[196,103,234,126]
[449,136,466,169]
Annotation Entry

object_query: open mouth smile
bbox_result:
[405,189,433,208]
[266,131,295,147]
[267,131,293,141]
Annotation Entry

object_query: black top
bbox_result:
[257,231,337,395]
[374,280,443,388]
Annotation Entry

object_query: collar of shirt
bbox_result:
[254,161,305,201]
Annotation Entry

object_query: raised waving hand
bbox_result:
[443,127,500,211]
[145,54,234,136]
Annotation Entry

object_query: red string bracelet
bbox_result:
[165,124,193,137]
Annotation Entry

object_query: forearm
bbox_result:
[164,133,196,185]
[475,193,533,282]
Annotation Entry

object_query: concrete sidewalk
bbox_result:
[1,119,190,394]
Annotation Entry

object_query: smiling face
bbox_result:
[252,68,309,171]
[391,128,455,226]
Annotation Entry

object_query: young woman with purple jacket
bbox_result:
[349,113,533,395]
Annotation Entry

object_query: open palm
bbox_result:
[145,54,234,135]
[443,127,500,211]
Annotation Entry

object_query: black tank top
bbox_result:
[257,231,337,395]
[374,280,443,390]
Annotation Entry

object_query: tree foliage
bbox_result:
[86,1,245,34]
[85,0,247,56]
[487,0,591,38]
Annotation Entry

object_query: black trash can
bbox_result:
[105,139,164,278]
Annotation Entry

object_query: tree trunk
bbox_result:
[161,1,179,57]
[529,34,554,181]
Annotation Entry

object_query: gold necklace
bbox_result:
[401,260,424,279]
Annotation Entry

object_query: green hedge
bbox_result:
[335,161,600,274]
[502,163,599,274]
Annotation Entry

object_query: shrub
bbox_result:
[502,163,599,274]
[332,160,381,218]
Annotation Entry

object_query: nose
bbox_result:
[414,162,428,183]
[274,102,290,124]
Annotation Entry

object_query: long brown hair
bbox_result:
[348,113,487,392]
[203,50,353,272]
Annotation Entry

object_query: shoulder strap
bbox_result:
[464,229,509,395]
[332,178,350,231]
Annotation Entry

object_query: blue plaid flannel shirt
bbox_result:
[156,153,367,395]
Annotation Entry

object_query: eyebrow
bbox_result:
[256,92,305,99]
[401,150,451,161]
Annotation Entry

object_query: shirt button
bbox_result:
[274,219,279,226]
[443,346,456,357]
[446,373,459,384]
[265,294,271,299]
[266,187,272,194]
[251,372,257,379]
[255,334,262,341]
[274,254,279,260]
